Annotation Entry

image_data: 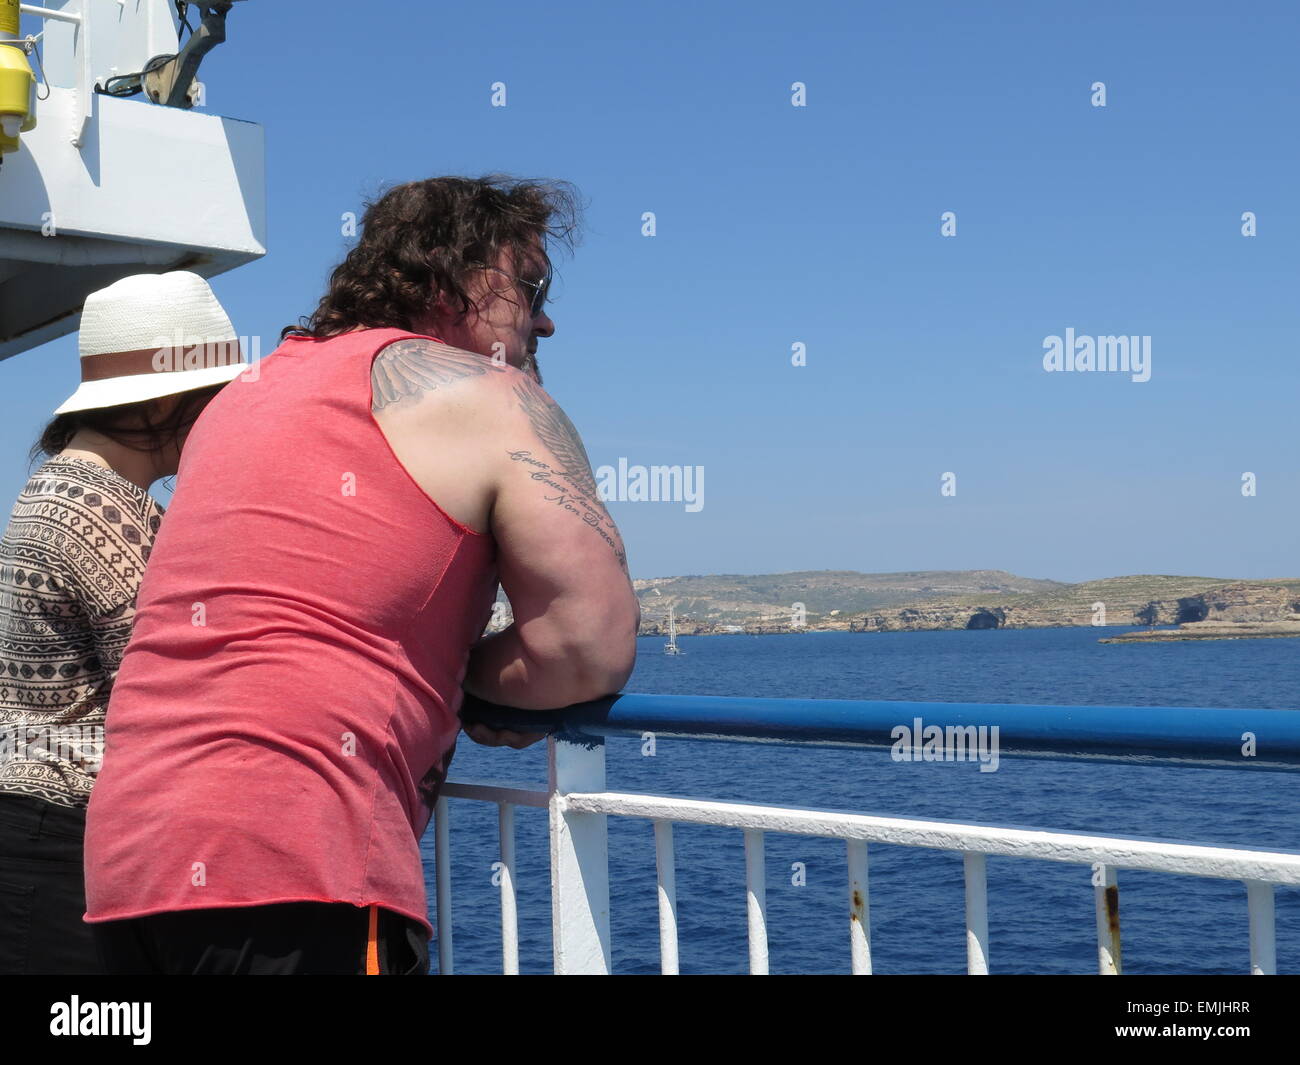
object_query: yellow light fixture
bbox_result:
[0,0,37,157]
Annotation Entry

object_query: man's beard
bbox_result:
[521,352,542,385]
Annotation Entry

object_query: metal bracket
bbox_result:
[18,1,88,146]
[142,1,232,109]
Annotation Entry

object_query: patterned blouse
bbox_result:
[0,456,164,809]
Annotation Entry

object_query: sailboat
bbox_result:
[664,603,684,655]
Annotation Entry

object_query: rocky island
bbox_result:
[486,570,1300,642]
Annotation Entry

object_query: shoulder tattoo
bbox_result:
[371,339,506,413]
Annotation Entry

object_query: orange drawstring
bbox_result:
[365,905,380,974]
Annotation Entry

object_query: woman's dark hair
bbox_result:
[29,384,226,468]
[283,174,582,340]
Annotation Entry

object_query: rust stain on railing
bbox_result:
[1104,883,1122,974]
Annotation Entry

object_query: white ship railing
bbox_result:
[435,693,1300,975]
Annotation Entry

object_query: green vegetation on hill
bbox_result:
[628,570,1300,632]
[634,569,1065,622]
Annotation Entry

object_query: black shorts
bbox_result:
[0,793,102,975]
[92,901,431,975]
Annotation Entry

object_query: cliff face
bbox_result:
[484,571,1300,637]
[847,581,1300,633]
[1170,583,1300,624]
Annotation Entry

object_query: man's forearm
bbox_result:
[464,624,626,711]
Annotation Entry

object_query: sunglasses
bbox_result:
[472,261,553,318]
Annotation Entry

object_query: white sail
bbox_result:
[664,603,683,655]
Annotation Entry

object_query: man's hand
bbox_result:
[459,685,554,749]
[462,722,547,749]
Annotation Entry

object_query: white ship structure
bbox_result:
[0,0,263,360]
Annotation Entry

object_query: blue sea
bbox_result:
[425,627,1300,974]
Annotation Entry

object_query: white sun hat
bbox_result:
[54,271,248,415]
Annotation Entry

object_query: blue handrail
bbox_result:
[461,693,1300,771]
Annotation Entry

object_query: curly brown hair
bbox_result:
[284,174,583,339]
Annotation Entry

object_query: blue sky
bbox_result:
[2,0,1296,583]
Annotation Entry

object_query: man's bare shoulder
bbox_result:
[370,337,527,414]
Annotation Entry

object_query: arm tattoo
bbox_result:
[371,339,505,413]
[512,379,600,501]
[510,377,628,570]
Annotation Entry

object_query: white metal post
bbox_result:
[847,839,871,974]
[434,794,453,975]
[745,829,768,974]
[548,736,611,974]
[654,820,680,974]
[964,851,989,975]
[1093,863,1121,975]
[1246,880,1276,975]
[498,802,518,975]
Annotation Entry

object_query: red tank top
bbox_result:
[83,328,498,935]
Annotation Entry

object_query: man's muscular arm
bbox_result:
[464,372,639,710]
[368,338,637,712]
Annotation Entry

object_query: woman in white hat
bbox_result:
[0,271,247,974]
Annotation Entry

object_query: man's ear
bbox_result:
[423,288,467,333]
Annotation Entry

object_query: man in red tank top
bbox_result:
[83,176,641,974]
